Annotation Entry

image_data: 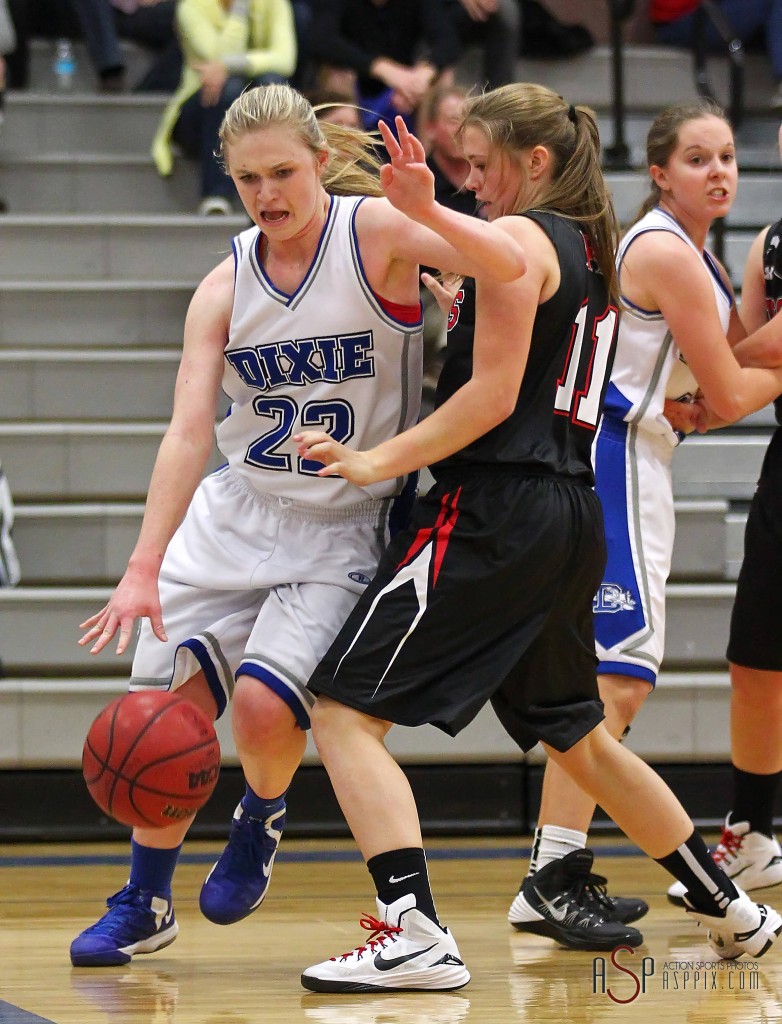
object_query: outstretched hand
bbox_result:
[378,117,436,221]
[294,431,380,487]
[78,567,167,656]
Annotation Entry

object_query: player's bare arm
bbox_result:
[632,231,782,423]
[79,258,234,657]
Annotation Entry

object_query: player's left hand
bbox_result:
[294,431,379,486]
[379,117,435,221]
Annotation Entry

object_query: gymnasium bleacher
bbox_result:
[1,5,781,839]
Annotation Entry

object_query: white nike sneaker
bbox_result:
[301,894,470,993]
[668,815,782,906]
[686,887,782,959]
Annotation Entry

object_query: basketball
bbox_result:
[82,691,221,829]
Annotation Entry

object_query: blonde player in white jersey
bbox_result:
[69,83,526,968]
[509,99,782,949]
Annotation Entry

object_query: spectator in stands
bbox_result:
[446,0,520,89]
[67,0,183,93]
[518,0,594,59]
[308,0,461,133]
[6,0,79,90]
[5,0,180,92]
[665,122,782,911]
[509,99,782,950]
[650,1,782,110]
[152,0,297,216]
[108,0,183,92]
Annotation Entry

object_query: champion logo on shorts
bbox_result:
[593,583,636,614]
[348,571,372,585]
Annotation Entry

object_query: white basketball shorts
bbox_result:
[592,417,675,686]
[130,466,389,727]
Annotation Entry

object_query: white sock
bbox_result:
[529,825,588,875]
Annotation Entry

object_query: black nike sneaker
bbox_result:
[301,893,470,992]
[508,849,644,951]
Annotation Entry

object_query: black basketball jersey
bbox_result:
[433,211,618,484]
[762,217,782,425]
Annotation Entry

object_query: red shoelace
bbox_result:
[330,914,403,962]
[713,827,742,864]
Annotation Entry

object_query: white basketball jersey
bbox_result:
[217,194,423,507]
[605,207,732,446]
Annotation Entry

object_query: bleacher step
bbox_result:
[0,215,244,282]
[0,349,179,420]
[0,281,193,345]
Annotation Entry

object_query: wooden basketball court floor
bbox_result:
[2,834,781,1024]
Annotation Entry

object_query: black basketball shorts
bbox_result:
[727,428,782,671]
[310,468,606,753]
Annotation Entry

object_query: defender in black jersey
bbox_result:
[309,211,616,753]
[298,91,782,992]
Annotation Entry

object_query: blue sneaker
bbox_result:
[70,884,178,967]
[199,800,285,925]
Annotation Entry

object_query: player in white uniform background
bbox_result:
[510,99,782,948]
[69,83,526,968]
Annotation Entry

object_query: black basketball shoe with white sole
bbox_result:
[508,849,644,951]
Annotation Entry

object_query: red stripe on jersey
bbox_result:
[398,487,461,586]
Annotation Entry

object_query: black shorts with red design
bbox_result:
[309,465,606,753]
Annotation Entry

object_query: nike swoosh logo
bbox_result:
[389,872,419,884]
[262,851,277,879]
[374,944,436,971]
[533,887,569,923]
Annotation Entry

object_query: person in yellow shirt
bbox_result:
[152,0,297,214]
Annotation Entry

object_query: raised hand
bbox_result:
[378,116,436,221]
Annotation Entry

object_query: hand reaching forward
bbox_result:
[294,431,380,486]
[78,565,167,656]
[378,116,436,222]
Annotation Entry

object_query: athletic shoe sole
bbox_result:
[70,921,179,967]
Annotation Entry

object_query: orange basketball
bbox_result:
[82,691,221,829]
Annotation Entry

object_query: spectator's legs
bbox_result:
[69,0,126,87]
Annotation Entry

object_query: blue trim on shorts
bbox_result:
[238,661,311,730]
[593,418,648,647]
[179,638,228,718]
[597,660,657,688]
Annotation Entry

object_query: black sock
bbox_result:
[657,830,739,915]
[733,767,782,838]
[367,848,439,925]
